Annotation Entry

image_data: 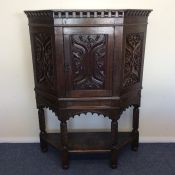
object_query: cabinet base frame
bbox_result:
[40,132,138,169]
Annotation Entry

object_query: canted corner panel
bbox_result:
[32,33,56,90]
[123,32,144,88]
[70,34,107,90]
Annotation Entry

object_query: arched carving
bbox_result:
[67,111,111,120]
[119,103,140,118]
[35,93,59,118]
[58,109,122,121]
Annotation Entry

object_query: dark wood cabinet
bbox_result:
[25,9,152,169]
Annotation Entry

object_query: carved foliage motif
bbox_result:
[70,34,107,90]
[123,33,144,88]
[33,33,55,88]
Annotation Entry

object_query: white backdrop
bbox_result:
[0,0,175,142]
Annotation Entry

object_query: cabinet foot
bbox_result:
[111,164,117,169]
[63,164,69,169]
[131,106,139,152]
[40,136,48,152]
[61,149,69,169]
[131,133,139,152]
[131,145,138,152]
[38,107,48,153]
[111,148,118,169]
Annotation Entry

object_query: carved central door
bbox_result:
[64,27,114,97]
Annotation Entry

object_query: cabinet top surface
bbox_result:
[25,9,152,18]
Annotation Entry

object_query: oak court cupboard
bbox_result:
[25,9,152,169]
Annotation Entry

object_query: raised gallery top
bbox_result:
[24,9,152,18]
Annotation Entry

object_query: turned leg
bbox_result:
[131,106,139,151]
[60,121,69,169]
[111,118,118,169]
[38,107,48,152]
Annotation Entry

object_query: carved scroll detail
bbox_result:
[123,33,144,88]
[33,33,55,88]
[70,34,107,90]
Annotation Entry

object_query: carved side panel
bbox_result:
[123,33,144,88]
[70,34,107,90]
[33,33,55,89]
